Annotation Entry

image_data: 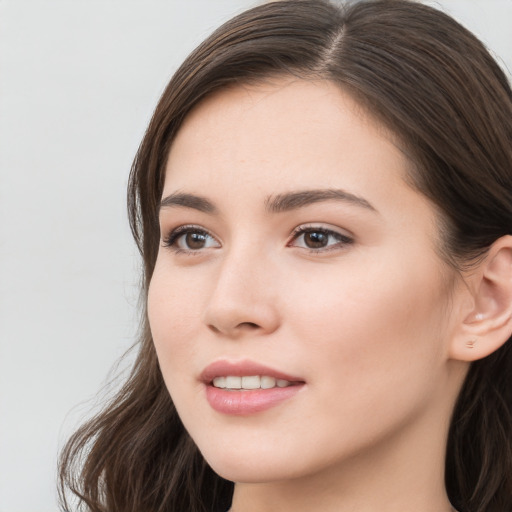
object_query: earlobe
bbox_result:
[449,235,512,362]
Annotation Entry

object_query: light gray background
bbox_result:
[1,1,511,511]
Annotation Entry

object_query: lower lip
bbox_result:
[205,384,304,415]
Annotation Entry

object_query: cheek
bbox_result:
[147,263,204,372]
[268,258,451,466]
[147,263,210,423]
[284,255,449,396]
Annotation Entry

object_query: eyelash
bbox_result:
[162,224,218,254]
[161,224,354,254]
[288,225,354,253]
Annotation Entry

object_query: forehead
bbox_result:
[164,78,407,196]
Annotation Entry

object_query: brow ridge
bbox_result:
[159,192,217,214]
[159,188,377,216]
[265,189,377,213]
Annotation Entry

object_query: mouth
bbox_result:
[201,360,305,415]
[211,375,297,390]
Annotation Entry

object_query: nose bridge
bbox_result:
[204,239,279,336]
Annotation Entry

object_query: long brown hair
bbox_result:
[59,1,512,511]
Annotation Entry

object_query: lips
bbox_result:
[200,360,305,415]
[200,359,303,383]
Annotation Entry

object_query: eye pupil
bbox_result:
[186,232,207,249]
[304,231,328,248]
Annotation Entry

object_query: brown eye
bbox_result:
[185,232,208,249]
[303,231,329,248]
[163,226,220,252]
[289,226,353,252]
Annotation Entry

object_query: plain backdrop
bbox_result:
[0,1,511,511]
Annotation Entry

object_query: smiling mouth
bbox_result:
[201,361,305,414]
[211,375,296,390]
[205,377,304,415]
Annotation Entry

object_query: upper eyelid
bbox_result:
[162,224,220,246]
[290,223,354,238]
[163,223,350,236]
[163,224,214,236]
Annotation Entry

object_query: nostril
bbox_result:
[207,321,262,337]
[237,322,260,330]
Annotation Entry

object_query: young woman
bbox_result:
[59,1,512,511]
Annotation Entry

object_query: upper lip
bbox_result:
[200,359,304,384]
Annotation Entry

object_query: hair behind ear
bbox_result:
[446,238,512,511]
[446,338,512,512]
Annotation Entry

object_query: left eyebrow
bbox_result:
[265,189,378,214]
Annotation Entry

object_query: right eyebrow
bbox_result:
[159,192,218,214]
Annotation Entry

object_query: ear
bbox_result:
[449,235,512,362]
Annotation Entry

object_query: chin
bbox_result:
[205,455,296,484]
[196,440,308,483]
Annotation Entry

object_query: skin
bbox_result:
[148,78,471,512]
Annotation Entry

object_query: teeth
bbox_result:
[212,376,226,388]
[225,376,242,389]
[212,375,292,390]
[260,376,276,389]
[242,376,260,389]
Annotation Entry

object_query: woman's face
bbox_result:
[148,78,462,483]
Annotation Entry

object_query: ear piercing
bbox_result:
[466,339,476,349]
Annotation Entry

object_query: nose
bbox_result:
[203,246,280,339]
